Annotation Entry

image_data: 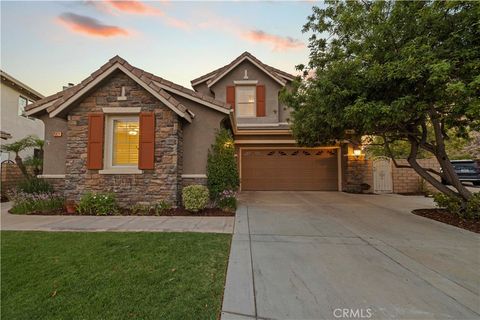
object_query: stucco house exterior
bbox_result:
[26,53,360,206]
[1,70,45,162]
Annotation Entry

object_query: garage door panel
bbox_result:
[241,149,338,191]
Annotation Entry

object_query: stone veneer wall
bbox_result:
[344,159,374,193]
[65,71,181,207]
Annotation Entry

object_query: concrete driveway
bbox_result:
[222,192,480,320]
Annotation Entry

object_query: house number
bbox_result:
[53,131,62,137]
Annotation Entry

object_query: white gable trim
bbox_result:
[117,65,192,122]
[207,56,286,88]
[191,75,216,87]
[153,81,230,115]
[48,63,192,122]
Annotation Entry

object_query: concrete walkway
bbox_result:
[222,192,480,320]
[1,202,233,234]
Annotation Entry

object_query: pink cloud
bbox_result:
[106,0,164,16]
[58,12,129,38]
[242,30,304,50]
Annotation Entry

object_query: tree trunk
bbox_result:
[429,115,472,202]
[14,154,29,178]
[406,138,460,199]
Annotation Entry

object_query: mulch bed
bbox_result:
[412,208,479,233]
[15,207,235,217]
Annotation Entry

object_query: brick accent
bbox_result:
[64,71,182,207]
[1,162,25,199]
[344,157,441,194]
[392,158,440,194]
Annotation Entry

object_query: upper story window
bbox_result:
[236,86,256,117]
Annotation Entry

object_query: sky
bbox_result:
[1,1,318,96]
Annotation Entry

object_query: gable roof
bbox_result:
[26,56,231,120]
[1,70,44,100]
[190,52,296,88]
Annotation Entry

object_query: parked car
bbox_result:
[441,160,480,186]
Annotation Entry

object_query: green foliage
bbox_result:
[16,178,53,194]
[466,193,480,219]
[154,200,172,215]
[182,185,209,212]
[207,129,239,200]
[283,1,479,202]
[76,192,118,216]
[130,200,172,216]
[434,193,480,219]
[8,190,64,214]
[217,189,237,212]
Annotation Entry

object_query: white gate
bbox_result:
[373,157,393,193]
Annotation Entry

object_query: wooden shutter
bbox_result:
[226,86,235,111]
[256,84,266,117]
[87,113,104,170]
[138,111,155,170]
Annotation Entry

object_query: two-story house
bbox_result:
[1,70,45,162]
[26,53,347,206]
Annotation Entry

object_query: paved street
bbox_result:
[222,192,480,320]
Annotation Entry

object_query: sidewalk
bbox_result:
[1,202,234,234]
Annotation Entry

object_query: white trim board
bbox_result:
[37,174,65,179]
[181,174,207,178]
[153,81,230,115]
[208,56,286,88]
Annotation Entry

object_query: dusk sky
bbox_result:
[1,1,318,96]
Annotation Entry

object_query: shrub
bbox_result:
[17,178,53,194]
[130,200,172,216]
[8,190,64,214]
[182,185,209,212]
[154,200,172,215]
[217,189,237,211]
[77,192,118,216]
[433,193,480,219]
[465,193,480,219]
[207,129,239,201]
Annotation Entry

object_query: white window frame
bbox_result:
[99,114,142,175]
[235,85,256,118]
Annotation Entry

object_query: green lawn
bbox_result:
[1,231,231,320]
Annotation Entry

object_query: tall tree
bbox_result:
[283,1,479,205]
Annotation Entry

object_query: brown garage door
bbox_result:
[241,148,338,191]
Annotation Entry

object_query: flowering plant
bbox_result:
[76,192,118,216]
[217,189,237,211]
[8,189,64,214]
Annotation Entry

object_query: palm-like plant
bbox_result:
[1,138,31,177]
[1,135,45,178]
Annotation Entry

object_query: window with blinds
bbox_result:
[112,119,139,166]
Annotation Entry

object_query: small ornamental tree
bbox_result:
[206,128,239,201]
[1,135,44,178]
[282,1,479,208]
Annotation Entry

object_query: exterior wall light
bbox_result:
[353,149,363,160]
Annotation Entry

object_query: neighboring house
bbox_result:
[26,53,358,206]
[1,70,45,162]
